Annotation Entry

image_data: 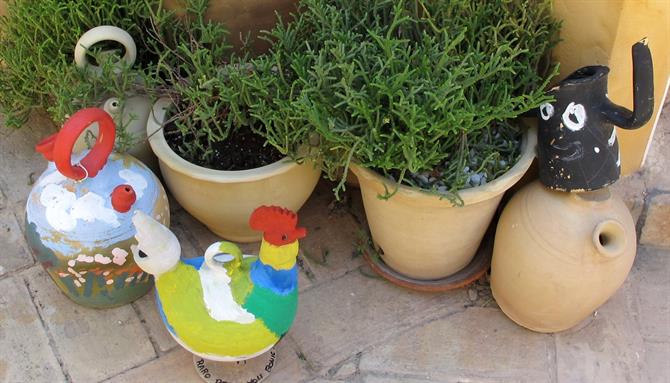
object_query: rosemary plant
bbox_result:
[266,0,560,200]
[0,0,158,151]
[142,0,308,169]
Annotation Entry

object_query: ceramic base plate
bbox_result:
[193,348,277,383]
[361,223,495,292]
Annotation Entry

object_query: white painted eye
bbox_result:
[562,102,587,131]
[540,103,554,120]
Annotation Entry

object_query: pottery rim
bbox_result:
[350,124,538,206]
[146,97,313,181]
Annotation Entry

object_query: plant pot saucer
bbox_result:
[361,223,494,292]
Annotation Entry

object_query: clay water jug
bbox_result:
[490,181,636,332]
[25,108,169,308]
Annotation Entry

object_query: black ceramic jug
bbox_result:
[536,38,654,191]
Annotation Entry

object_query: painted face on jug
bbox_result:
[536,92,621,191]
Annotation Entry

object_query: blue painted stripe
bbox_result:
[182,256,204,270]
[249,261,298,296]
[155,289,176,336]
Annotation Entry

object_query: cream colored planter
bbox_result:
[147,98,321,242]
[351,127,537,280]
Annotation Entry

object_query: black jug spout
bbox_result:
[600,38,654,129]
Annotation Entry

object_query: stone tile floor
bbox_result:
[0,108,669,383]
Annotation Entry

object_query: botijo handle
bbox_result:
[74,25,137,74]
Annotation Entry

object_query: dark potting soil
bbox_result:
[164,122,284,171]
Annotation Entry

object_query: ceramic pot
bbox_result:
[163,0,298,54]
[72,26,157,172]
[350,127,537,280]
[146,98,321,242]
[533,39,653,191]
[26,108,169,308]
[491,181,636,332]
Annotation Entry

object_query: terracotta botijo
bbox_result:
[25,108,169,308]
[491,39,654,333]
[131,206,305,382]
[491,182,637,332]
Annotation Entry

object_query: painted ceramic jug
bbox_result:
[131,206,305,382]
[535,38,654,191]
[25,108,169,308]
[490,181,636,333]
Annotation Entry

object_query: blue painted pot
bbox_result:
[25,108,169,308]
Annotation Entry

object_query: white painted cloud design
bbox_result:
[119,169,148,199]
[40,183,120,232]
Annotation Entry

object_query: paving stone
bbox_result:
[132,292,178,354]
[610,172,647,225]
[105,347,197,383]
[299,181,364,283]
[328,356,359,380]
[632,247,670,341]
[0,209,33,276]
[644,104,670,192]
[107,335,310,383]
[643,341,670,383]
[360,307,554,383]
[263,336,312,383]
[640,193,670,249]
[291,269,467,372]
[0,113,56,204]
[363,375,445,383]
[23,266,156,382]
[0,276,65,383]
[555,280,649,383]
[0,186,6,210]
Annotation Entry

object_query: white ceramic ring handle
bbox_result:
[593,219,627,258]
[74,26,137,70]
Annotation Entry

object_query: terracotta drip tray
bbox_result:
[361,223,494,292]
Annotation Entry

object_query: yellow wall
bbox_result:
[553,0,670,174]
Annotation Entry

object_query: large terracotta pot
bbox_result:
[491,181,636,333]
[350,127,537,280]
[163,0,299,53]
[146,98,321,242]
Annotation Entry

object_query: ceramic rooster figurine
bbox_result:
[130,206,306,362]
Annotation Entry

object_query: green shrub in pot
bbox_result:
[272,0,560,200]
[0,0,158,152]
[264,0,560,281]
[141,0,320,242]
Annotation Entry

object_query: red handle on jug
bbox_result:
[35,108,116,181]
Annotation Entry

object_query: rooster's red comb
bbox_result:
[249,206,307,246]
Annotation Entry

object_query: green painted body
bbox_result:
[157,262,280,357]
[243,285,298,336]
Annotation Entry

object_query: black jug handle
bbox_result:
[600,38,654,129]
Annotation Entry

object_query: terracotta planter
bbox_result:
[146,98,321,242]
[350,127,537,280]
[163,0,298,54]
[491,181,636,332]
